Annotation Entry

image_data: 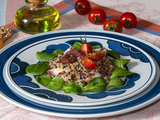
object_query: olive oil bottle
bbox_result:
[14,0,59,34]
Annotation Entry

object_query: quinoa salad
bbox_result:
[48,46,115,86]
[26,39,132,94]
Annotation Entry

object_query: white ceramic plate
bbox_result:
[2,30,156,106]
[0,30,160,118]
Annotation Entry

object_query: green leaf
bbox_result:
[108,50,120,59]
[110,67,133,79]
[84,77,106,92]
[52,49,64,57]
[36,76,52,86]
[106,77,124,89]
[73,42,82,50]
[26,62,49,76]
[36,52,56,62]
[62,82,84,94]
[92,45,101,49]
[111,59,130,68]
[48,76,63,91]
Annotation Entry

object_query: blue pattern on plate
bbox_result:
[10,58,29,77]
[10,63,20,74]
[107,40,149,62]
[45,43,70,54]
[13,75,39,88]
[10,39,141,101]
[21,87,73,102]
[10,58,39,88]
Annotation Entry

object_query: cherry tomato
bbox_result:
[103,18,123,32]
[81,56,97,69]
[88,8,107,25]
[80,43,93,54]
[120,12,137,29]
[74,0,91,15]
[87,52,104,61]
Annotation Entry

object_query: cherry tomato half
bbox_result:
[103,18,123,32]
[87,52,104,61]
[74,0,91,15]
[120,12,137,29]
[88,8,107,25]
[80,43,93,54]
[81,56,97,69]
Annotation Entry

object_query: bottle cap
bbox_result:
[28,0,45,3]
[26,0,47,8]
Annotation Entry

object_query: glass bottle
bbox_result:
[14,0,60,34]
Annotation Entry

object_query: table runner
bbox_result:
[0,0,160,119]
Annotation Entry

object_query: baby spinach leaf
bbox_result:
[84,77,106,92]
[92,45,101,49]
[48,76,63,91]
[36,76,51,86]
[108,50,120,59]
[74,42,82,50]
[110,67,133,79]
[36,52,56,62]
[52,49,64,57]
[111,59,130,68]
[62,82,84,94]
[26,62,49,76]
[106,77,124,89]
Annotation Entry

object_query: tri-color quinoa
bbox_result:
[48,46,115,86]
[0,26,12,38]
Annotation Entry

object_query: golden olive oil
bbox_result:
[14,0,59,34]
